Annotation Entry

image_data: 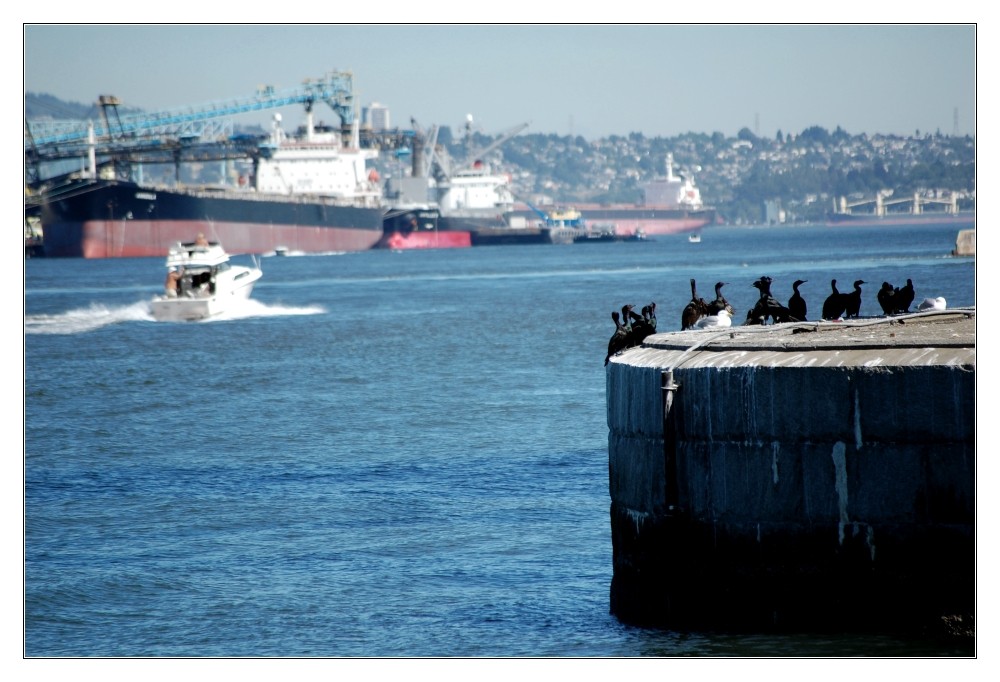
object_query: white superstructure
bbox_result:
[642,153,703,209]
[253,113,381,203]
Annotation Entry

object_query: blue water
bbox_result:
[24,224,976,657]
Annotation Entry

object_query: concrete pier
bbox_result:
[606,310,975,633]
[953,229,975,256]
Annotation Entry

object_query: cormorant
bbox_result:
[604,311,629,366]
[627,303,657,347]
[822,279,847,320]
[895,278,915,313]
[843,280,865,319]
[877,282,897,316]
[788,279,808,321]
[694,309,732,328]
[745,276,797,324]
[917,296,947,312]
[745,277,771,325]
[706,282,734,317]
[680,279,709,330]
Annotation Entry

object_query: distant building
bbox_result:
[364,102,390,131]
[764,199,786,224]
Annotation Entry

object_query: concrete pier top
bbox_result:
[606,307,975,632]
[611,308,975,370]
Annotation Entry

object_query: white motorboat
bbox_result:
[150,240,262,321]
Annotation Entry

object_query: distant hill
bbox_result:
[25,92,145,122]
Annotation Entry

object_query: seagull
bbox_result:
[694,309,733,329]
[917,296,947,312]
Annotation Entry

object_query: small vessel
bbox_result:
[573,226,649,244]
[688,233,702,243]
[150,240,262,322]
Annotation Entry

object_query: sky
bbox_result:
[22,22,978,141]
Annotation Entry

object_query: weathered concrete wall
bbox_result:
[606,311,975,632]
[953,229,976,256]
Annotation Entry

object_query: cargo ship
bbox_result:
[507,153,717,237]
[376,119,577,249]
[34,115,385,258]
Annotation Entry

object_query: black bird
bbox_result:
[843,280,865,319]
[788,279,807,321]
[877,281,897,316]
[706,282,734,317]
[895,278,915,313]
[605,311,629,366]
[680,279,709,330]
[745,276,796,325]
[627,303,657,347]
[822,279,847,320]
[759,276,797,323]
[745,277,771,325]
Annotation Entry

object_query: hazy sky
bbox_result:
[23,23,977,140]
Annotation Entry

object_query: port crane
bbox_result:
[431,119,529,183]
[24,71,360,184]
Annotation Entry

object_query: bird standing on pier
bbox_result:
[843,280,865,319]
[917,296,947,312]
[877,282,897,316]
[895,278,915,313]
[627,303,657,347]
[788,279,808,321]
[706,282,734,318]
[694,309,732,329]
[605,310,629,366]
[745,276,796,324]
[822,279,847,320]
[680,279,709,330]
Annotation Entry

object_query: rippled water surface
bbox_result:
[24,224,976,657]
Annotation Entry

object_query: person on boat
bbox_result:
[164,267,182,297]
[195,233,209,246]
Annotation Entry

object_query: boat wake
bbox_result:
[25,302,153,335]
[25,299,325,334]
[209,298,325,321]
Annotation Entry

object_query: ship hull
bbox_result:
[38,180,385,258]
[378,230,472,250]
[376,207,471,250]
[471,226,578,246]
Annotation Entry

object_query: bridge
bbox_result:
[835,191,962,216]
